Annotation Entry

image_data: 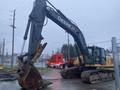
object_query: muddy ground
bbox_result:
[0,69,115,90]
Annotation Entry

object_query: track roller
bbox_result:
[81,69,114,84]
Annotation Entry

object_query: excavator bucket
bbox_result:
[17,43,52,90]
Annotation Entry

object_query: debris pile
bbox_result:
[0,72,17,81]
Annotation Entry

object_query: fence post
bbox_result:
[112,37,120,90]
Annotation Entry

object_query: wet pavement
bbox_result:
[0,69,115,90]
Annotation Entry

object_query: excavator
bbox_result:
[17,0,114,90]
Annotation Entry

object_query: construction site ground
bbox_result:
[0,69,115,90]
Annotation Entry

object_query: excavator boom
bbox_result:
[22,0,88,61]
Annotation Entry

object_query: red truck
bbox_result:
[46,53,65,69]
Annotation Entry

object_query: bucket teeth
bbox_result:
[32,42,47,62]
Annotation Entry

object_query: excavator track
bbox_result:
[60,67,81,79]
[81,69,114,84]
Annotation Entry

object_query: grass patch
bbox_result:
[0,66,18,73]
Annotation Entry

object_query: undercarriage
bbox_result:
[60,66,114,84]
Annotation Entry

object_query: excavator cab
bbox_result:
[86,46,106,65]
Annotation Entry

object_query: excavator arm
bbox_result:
[25,0,47,60]
[24,0,88,62]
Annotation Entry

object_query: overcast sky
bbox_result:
[0,0,120,55]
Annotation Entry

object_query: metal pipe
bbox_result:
[112,37,120,90]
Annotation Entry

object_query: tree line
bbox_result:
[60,44,79,59]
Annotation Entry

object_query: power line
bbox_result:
[88,40,110,45]
[88,39,120,45]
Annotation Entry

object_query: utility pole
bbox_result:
[0,42,1,58]
[0,42,1,65]
[1,39,5,65]
[67,33,70,61]
[10,9,16,69]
